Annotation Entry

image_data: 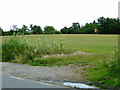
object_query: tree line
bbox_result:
[61,17,120,34]
[0,17,120,36]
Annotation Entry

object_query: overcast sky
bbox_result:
[0,0,119,31]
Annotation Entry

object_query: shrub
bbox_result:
[2,35,29,62]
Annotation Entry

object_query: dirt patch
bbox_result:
[1,62,88,83]
[1,51,95,83]
[42,51,95,59]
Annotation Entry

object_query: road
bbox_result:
[2,74,67,88]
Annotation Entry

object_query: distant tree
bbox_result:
[12,25,19,31]
[11,25,19,35]
[60,26,69,34]
[9,29,14,35]
[68,27,73,34]
[29,24,33,32]
[72,22,80,29]
[71,22,81,34]
[54,31,62,34]
[20,25,28,33]
[97,17,120,34]
[32,25,42,34]
[30,24,33,29]
[44,26,56,34]
[80,22,98,34]
[60,22,81,34]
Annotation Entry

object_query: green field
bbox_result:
[3,34,118,55]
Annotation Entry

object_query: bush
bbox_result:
[24,32,32,35]
[2,35,28,62]
[4,31,13,36]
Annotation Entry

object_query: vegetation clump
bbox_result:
[82,49,120,88]
[2,34,69,63]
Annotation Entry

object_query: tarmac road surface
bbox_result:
[2,74,67,88]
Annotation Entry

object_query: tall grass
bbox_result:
[105,49,120,87]
[2,35,28,62]
[107,49,120,77]
[2,34,69,63]
[37,35,68,55]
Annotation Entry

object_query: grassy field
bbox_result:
[3,34,118,55]
[2,34,119,88]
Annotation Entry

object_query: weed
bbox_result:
[107,49,120,77]
[37,35,68,55]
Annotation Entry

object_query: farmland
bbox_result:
[2,34,118,55]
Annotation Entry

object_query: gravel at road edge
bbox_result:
[1,62,88,83]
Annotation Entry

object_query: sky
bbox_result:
[0,0,119,31]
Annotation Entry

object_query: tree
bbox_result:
[97,17,120,34]
[11,25,19,35]
[29,24,33,32]
[44,26,56,34]
[20,25,28,33]
[80,22,98,34]
[11,25,19,31]
[32,25,42,34]
[60,22,81,34]
[72,22,80,29]
[71,22,81,34]
[60,26,69,34]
